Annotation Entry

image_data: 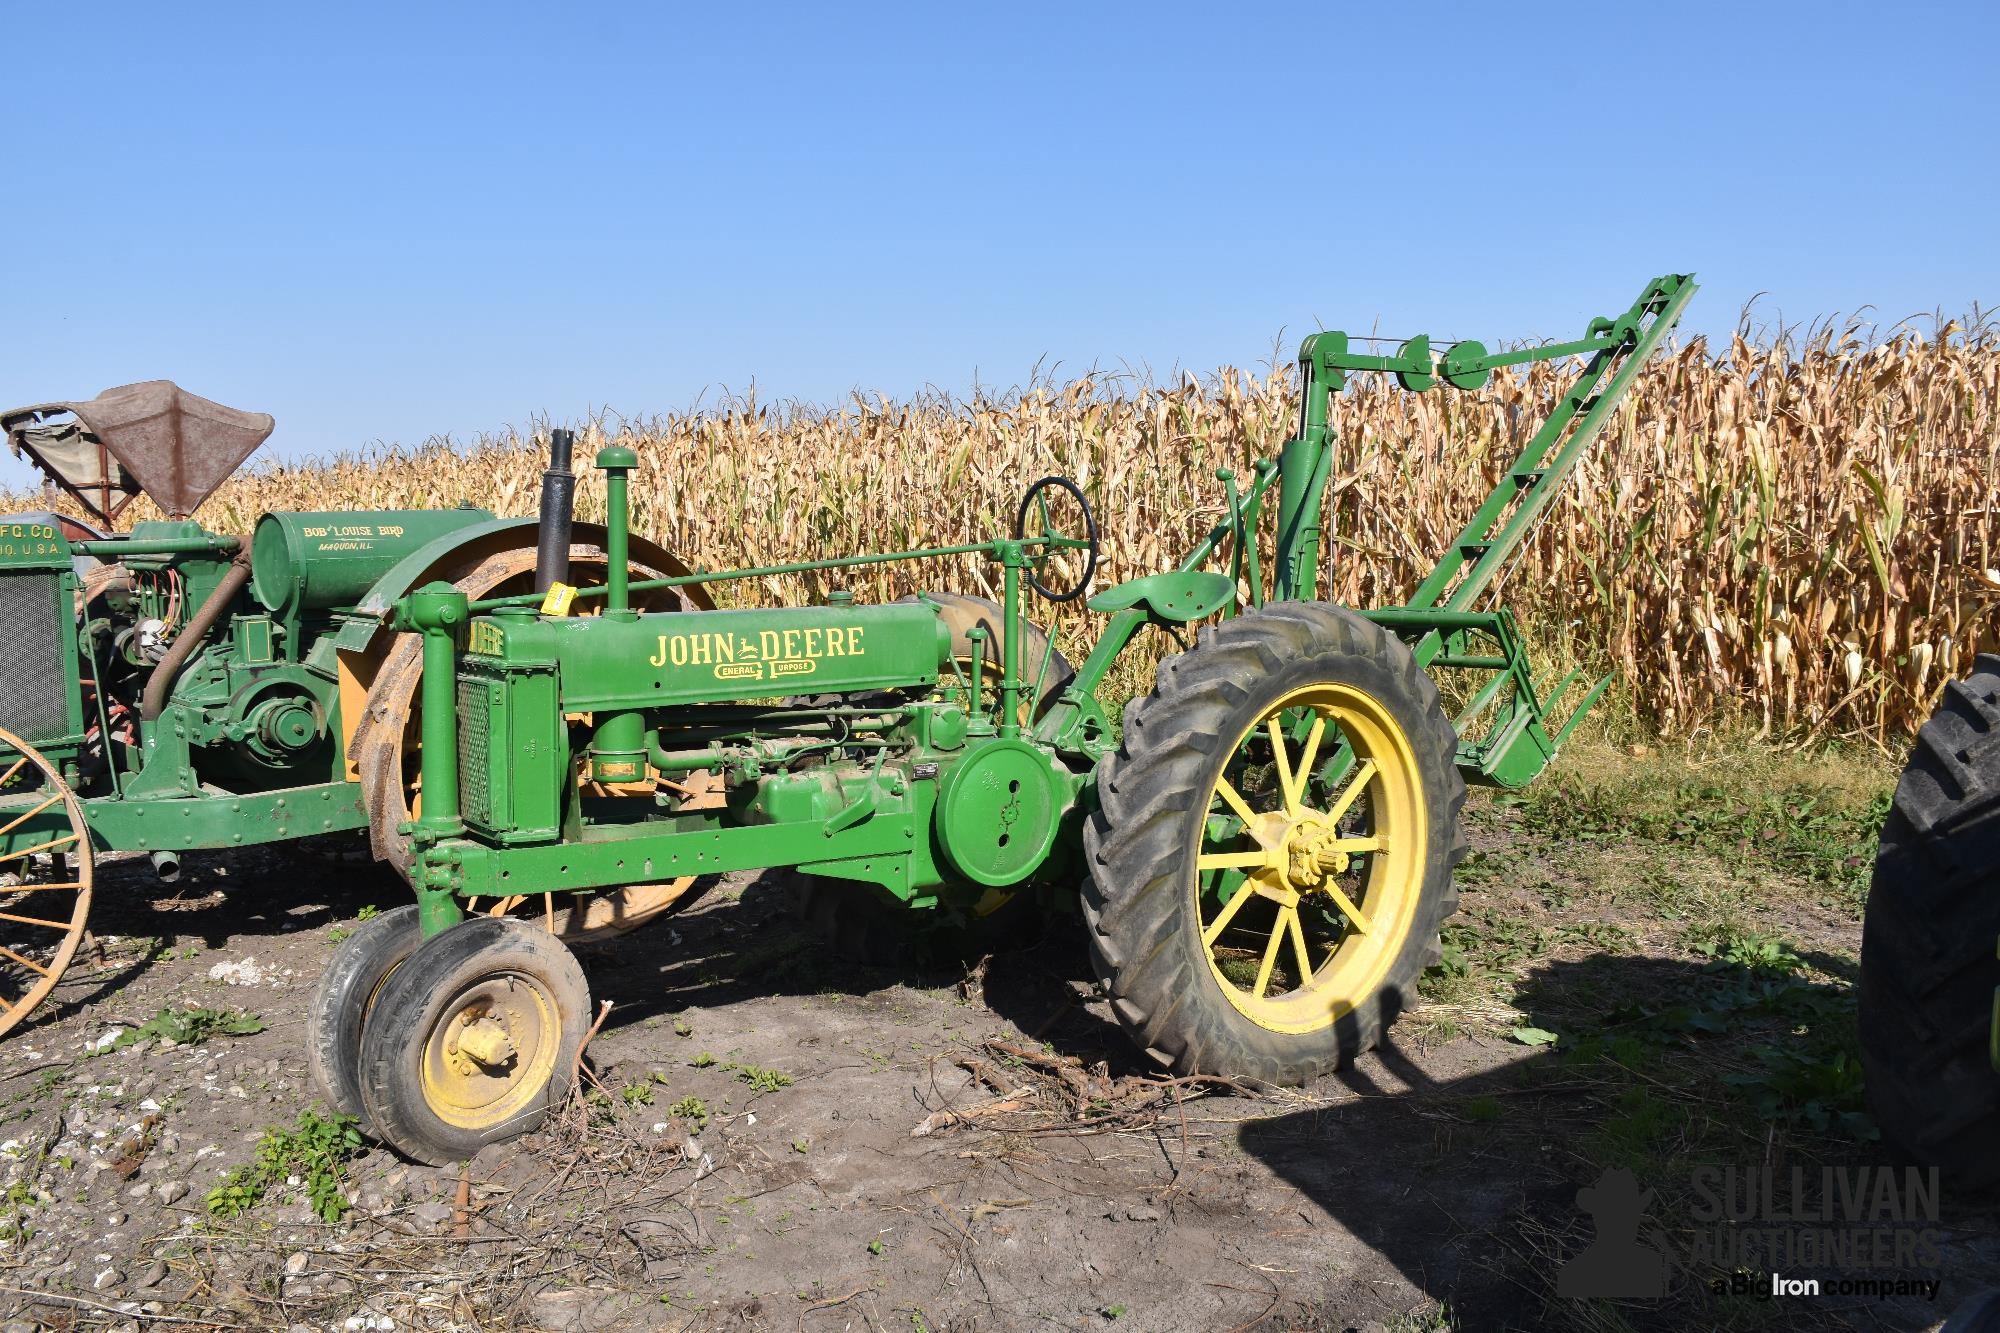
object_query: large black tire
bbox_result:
[1861,656,2000,1186]
[357,917,592,1165]
[1083,601,1465,1085]
[305,905,422,1132]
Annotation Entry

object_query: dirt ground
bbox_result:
[1,742,1996,1332]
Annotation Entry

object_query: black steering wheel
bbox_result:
[1013,475,1099,603]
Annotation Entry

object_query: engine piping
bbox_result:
[140,549,252,722]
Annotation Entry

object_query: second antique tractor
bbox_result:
[0,275,1695,1163]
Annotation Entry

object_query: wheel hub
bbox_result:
[445,1010,519,1075]
[1245,812,1353,893]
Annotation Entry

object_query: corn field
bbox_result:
[22,317,1998,743]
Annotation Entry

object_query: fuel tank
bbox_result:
[465,601,952,710]
[250,508,495,613]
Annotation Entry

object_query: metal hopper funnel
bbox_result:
[0,380,274,526]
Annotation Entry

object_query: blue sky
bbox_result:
[4,2,1993,488]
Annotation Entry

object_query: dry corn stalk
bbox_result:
[17,314,1994,743]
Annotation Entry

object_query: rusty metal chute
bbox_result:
[0,380,273,526]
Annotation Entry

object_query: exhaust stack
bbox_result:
[534,428,577,594]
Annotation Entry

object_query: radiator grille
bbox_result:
[456,676,492,827]
[0,574,70,742]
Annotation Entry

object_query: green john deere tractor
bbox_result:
[0,276,1695,1163]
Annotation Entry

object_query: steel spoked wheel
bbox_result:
[0,728,94,1041]
[1195,683,1426,1034]
[1083,602,1465,1085]
[899,592,1075,726]
[358,917,590,1164]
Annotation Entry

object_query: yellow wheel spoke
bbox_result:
[0,945,49,975]
[1285,905,1316,986]
[1,832,79,863]
[1321,883,1373,936]
[1252,907,1290,999]
[1324,759,1377,826]
[1288,714,1328,810]
[1201,883,1259,947]
[0,881,83,893]
[0,794,63,842]
[1328,837,1384,854]
[1195,850,1269,873]
[1266,719,1299,816]
[1213,775,1268,835]
[0,909,74,931]
[0,760,25,790]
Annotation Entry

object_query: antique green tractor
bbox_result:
[0,275,1694,1164]
[0,384,716,1037]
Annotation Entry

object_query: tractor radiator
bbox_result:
[0,571,72,742]
[453,661,563,844]
[456,676,492,829]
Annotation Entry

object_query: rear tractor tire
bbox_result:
[1083,602,1465,1086]
[357,916,591,1165]
[1861,656,2000,1187]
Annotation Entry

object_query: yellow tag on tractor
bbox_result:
[0,276,1695,1162]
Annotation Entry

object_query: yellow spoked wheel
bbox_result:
[358,916,590,1164]
[1082,602,1465,1086]
[1194,683,1426,1034]
[0,728,95,1041]
[419,971,563,1133]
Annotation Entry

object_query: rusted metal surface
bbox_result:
[1,380,273,525]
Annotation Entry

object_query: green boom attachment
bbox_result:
[1269,272,1696,786]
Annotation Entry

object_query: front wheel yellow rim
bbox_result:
[1192,682,1428,1034]
[418,971,562,1130]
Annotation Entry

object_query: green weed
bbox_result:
[100,1005,263,1055]
[206,1109,363,1223]
[724,1062,792,1093]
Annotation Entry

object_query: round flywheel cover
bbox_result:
[935,738,1066,888]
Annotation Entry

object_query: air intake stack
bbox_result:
[534,427,576,594]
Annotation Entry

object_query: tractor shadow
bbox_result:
[581,873,1132,1050]
[24,839,396,1033]
[582,874,1187,1081]
[1235,951,1998,1332]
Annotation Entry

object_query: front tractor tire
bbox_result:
[1861,656,2000,1187]
[305,905,422,1134]
[357,916,591,1165]
[1083,602,1465,1085]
